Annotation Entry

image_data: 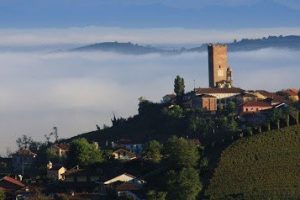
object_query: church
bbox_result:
[164,43,288,113]
[185,44,243,111]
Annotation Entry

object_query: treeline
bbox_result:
[206,125,300,199]
[72,99,242,149]
[142,137,202,200]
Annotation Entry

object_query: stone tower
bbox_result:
[208,44,232,88]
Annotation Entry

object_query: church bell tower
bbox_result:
[208,44,233,88]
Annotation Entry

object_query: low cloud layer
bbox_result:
[1,27,300,48]
[0,48,299,155]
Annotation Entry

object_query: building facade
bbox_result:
[241,101,273,113]
[192,94,217,111]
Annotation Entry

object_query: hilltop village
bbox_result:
[0,44,300,200]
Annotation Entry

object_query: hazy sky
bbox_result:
[0,0,300,28]
[0,1,300,155]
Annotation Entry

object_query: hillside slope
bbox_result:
[206,125,300,199]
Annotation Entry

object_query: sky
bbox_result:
[0,0,300,155]
[0,0,300,28]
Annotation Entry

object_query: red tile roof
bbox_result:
[1,176,25,188]
[195,87,244,94]
[242,101,272,107]
[197,94,216,98]
[284,89,298,96]
[255,90,286,103]
[239,93,257,98]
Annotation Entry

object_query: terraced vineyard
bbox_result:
[206,125,300,199]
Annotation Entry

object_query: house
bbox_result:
[182,92,217,111]
[192,94,217,111]
[46,161,67,181]
[12,149,37,174]
[60,166,103,193]
[236,92,258,104]
[194,87,244,109]
[0,176,25,198]
[195,87,244,100]
[254,90,287,105]
[241,101,273,113]
[49,143,70,158]
[115,182,145,200]
[103,173,137,185]
[112,149,137,161]
[276,89,299,102]
[112,139,143,155]
[104,173,145,200]
[62,166,100,183]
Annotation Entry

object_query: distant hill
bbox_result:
[206,125,300,199]
[71,42,170,55]
[70,35,300,55]
[190,35,300,52]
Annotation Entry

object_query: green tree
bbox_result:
[269,109,283,129]
[174,76,185,103]
[138,100,161,117]
[189,116,214,138]
[0,189,5,200]
[217,116,239,133]
[283,106,299,126]
[226,101,237,115]
[142,140,163,163]
[165,105,184,118]
[200,157,209,172]
[166,168,202,200]
[163,136,199,168]
[147,190,167,200]
[46,147,64,163]
[67,138,103,167]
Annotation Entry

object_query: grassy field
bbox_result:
[206,125,300,199]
